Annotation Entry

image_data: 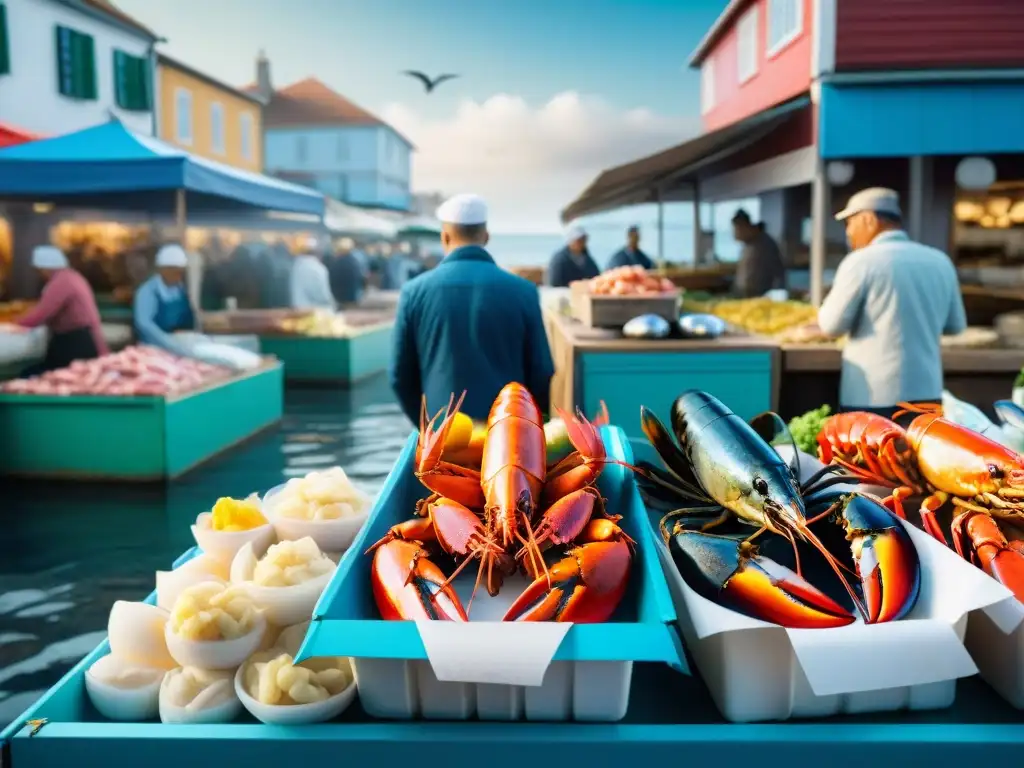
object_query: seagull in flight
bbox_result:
[403,70,459,93]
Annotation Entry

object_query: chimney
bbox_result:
[256,49,272,100]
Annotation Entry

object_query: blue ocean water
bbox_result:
[476,200,757,269]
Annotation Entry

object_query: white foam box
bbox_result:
[964,586,1024,707]
[639,443,1014,723]
[295,427,683,722]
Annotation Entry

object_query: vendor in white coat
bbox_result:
[133,244,197,356]
[817,188,967,420]
[290,235,336,311]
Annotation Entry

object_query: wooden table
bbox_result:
[545,311,780,440]
[780,343,1024,419]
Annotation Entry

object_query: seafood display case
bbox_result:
[203,309,394,385]
[0,360,284,481]
[545,310,779,442]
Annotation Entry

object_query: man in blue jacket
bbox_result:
[389,194,555,423]
[607,225,654,270]
[547,225,600,287]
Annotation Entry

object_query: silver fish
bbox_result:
[623,314,670,339]
[678,313,725,339]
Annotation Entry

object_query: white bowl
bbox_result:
[229,542,335,627]
[85,655,163,721]
[262,484,370,553]
[244,573,333,627]
[156,554,230,612]
[233,660,357,725]
[192,511,276,563]
[165,613,267,670]
[159,668,242,724]
[107,602,176,670]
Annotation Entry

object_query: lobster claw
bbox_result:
[834,493,921,623]
[951,510,1024,602]
[370,540,468,621]
[668,530,855,629]
[502,538,631,623]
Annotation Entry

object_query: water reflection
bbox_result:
[0,373,411,729]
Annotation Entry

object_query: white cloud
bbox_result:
[380,92,698,233]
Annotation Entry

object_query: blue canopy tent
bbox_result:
[0,120,325,218]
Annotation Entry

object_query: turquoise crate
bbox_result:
[259,323,393,385]
[297,424,683,720]
[0,362,283,481]
[577,350,774,442]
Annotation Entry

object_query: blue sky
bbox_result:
[118,0,731,233]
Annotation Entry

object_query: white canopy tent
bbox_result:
[324,198,398,238]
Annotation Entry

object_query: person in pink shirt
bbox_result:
[13,245,108,375]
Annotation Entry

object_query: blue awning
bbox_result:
[0,120,325,216]
[819,81,1024,159]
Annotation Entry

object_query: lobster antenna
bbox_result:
[892,401,941,420]
[794,519,869,620]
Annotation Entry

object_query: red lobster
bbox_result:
[368,383,633,622]
[818,407,1024,601]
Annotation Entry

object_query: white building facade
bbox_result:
[0,0,157,137]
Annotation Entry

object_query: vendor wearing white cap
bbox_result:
[818,187,967,415]
[290,234,336,311]
[133,243,198,355]
[10,245,108,375]
[390,193,555,422]
[547,224,599,287]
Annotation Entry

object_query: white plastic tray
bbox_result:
[350,573,633,722]
[965,594,1024,707]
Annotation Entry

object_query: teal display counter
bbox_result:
[2,553,1023,767]
[259,322,393,385]
[0,361,284,481]
[547,312,780,440]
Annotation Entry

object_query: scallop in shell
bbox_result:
[622,314,670,339]
[107,601,176,670]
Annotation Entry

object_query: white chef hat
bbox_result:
[32,245,68,269]
[436,193,488,225]
[565,224,587,243]
[155,244,188,268]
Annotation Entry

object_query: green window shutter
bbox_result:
[114,49,127,108]
[55,26,97,100]
[0,3,10,76]
[112,50,151,111]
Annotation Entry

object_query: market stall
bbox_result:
[547,310,779,439]
[203,309,394,385]
[0,347,284,481]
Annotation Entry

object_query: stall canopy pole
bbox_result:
[175,189,200,309]
[810,156,829,307]
[656,188,665,267]
[908,155,925,241]
[692,181,703,266]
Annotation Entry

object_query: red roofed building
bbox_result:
[246,53,413,211]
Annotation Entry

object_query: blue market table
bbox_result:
[257,323,393,385]
[545,311,780,439]
[2,659,1022,767]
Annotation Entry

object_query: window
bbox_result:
[113,50,150,111]
[55,26,96,100]
[175,88,193,145]
[296,135,307,164]
[210,103,225,154]
[0,3,10,76]
[336,135,348,161]
[737,6,759,83]
[700,56,715,114]
[767,0,803,57]
[240,113,254,161]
